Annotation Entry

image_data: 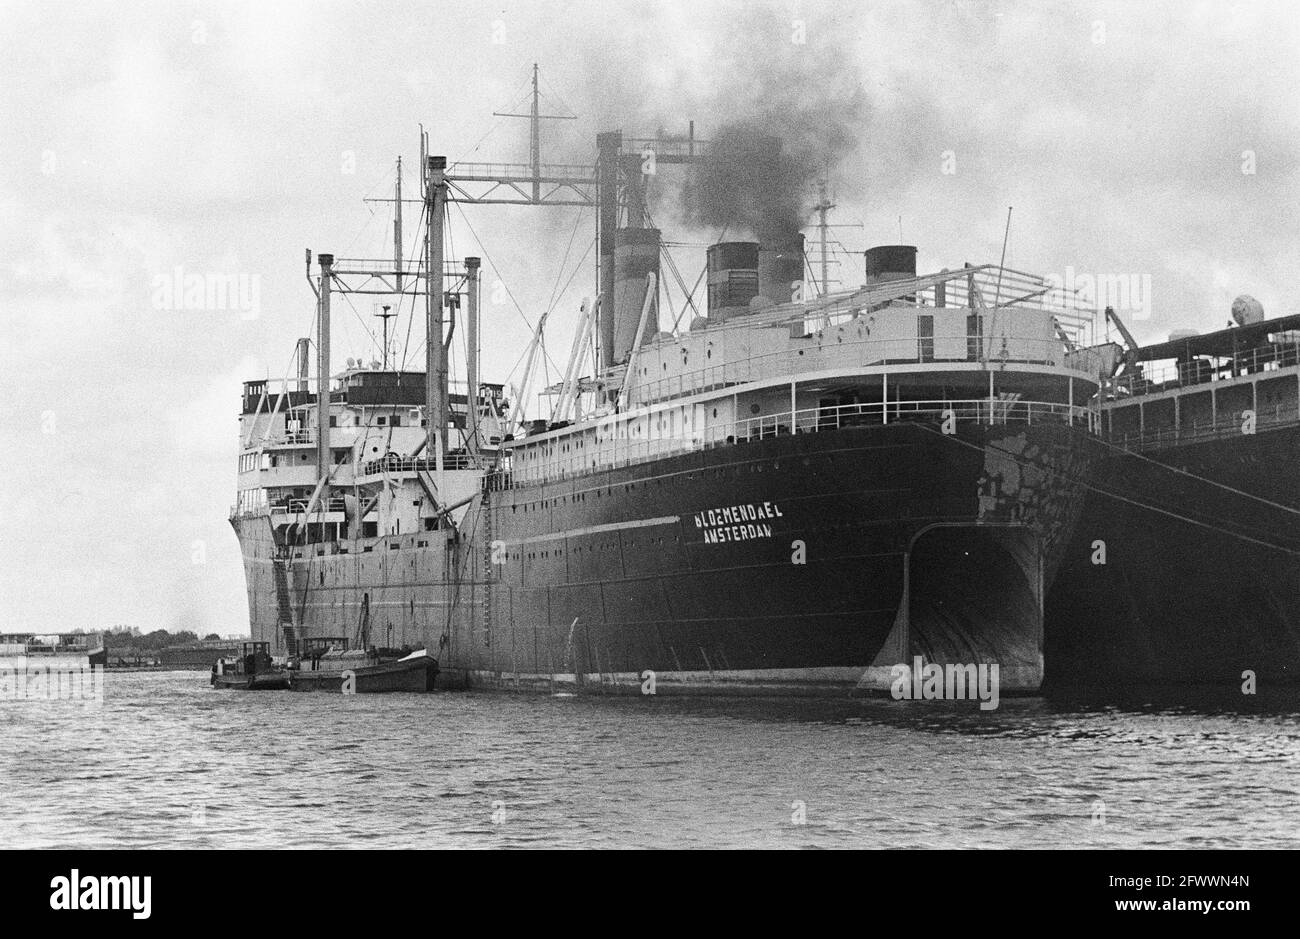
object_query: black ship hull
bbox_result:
[1046,422,1300,688]
[234,421,1095,696]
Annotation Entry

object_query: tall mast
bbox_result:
[316,253,334,492]
[425,154,448,456]
[491,63,577,207]
[465,257,481,456]
[816,178,833,296]
[530,62,540,203]
[375,304,395,369]
[394,156,403,294]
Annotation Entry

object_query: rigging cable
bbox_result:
[448,73,534,167]
[398,198,429,373]
[671,224,728,333]
[543,206,589,317]
[911,423,1300,555]
[1086,425,1300,518]
[451,200,564,376]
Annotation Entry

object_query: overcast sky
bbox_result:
[2,0,1297,635]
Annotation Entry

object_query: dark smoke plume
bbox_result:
[674,8,870,245]
[683,127,807,244]
[569,3,871,246]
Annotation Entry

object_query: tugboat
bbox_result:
[211,641,291,690]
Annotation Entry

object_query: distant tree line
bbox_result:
[103,627,224,651]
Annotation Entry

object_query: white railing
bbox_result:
[739,399,1090,438]
[1107,342,1300,400]
[1109,402,1300,452]
[626,335,1082,408]
[280,498,348,515]
[360,453,479,476]
[509,398,1095,486]
[260,430,315,447]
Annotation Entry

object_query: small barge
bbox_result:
[289,642,439,693]
[211,640,438,692]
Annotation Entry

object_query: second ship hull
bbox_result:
[1046,422,1300,687]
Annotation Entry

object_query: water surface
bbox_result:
[1,672,1297,848]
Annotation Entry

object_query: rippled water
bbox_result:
[1,671,1298,848]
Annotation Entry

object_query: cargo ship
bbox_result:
[229,109,1103,695]
[1046,303,1300,687]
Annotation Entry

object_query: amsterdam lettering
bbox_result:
[693,502,783,544]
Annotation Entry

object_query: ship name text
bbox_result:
[694,502,783,544]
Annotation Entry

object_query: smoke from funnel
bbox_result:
[684,127,807,244]
[566,3,870,244]
[675,24,870,246]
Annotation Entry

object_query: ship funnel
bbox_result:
[864,245,918,285]
[706,241,760,323]
[611,227,660,364]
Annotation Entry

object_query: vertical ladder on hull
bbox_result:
[273,558,297,655]
[480,490,493,649]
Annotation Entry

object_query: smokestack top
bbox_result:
[707,242,761,321]
[465,256,481,270]
[707,241,760,269]
[864,245,917,282]
[318,253,334,267]
[428,155,447,171]
[614,226,662,248]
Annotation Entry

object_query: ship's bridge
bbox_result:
[231,365,504,525]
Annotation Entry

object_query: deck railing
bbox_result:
[625,335,1083,408]
[280,498,348,515]
[1108,402,1300,452]
[359,453,479,476]
[1107,341,1300,400]
[742,399,1091,438]
[504,398,1095,486]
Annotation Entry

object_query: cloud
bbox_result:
[1,0,1298,631]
